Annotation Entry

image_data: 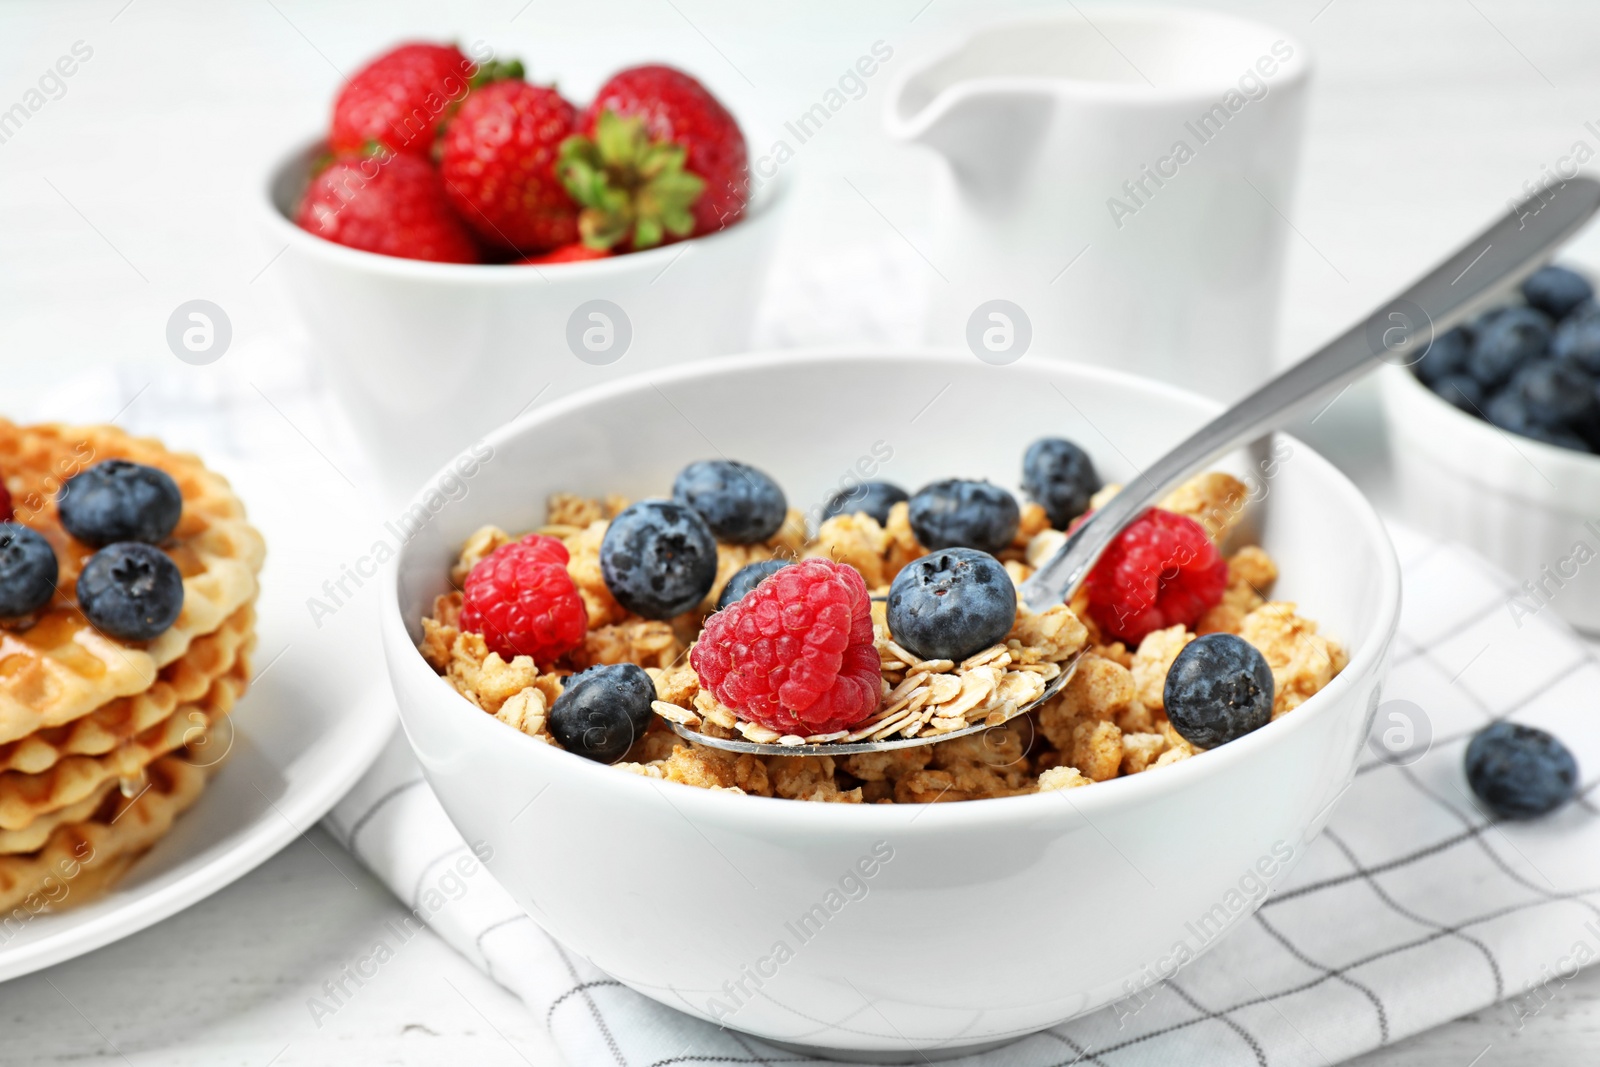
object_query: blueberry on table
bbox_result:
[671,460,787,544]
[1412,327,1471,387]
[907,479,1020,555]
[1430,374,1485,414]
[600,500,718,619]
[1021,437,1101,529]
[886,548,1016,662]
[57,460,183,548]
[1163,633,1275,749]
[0,523,58,618]
[716,558,790,611]
[76,542,184,642]
[820,481,908,527]
[1464,721,1577,820]
[1468,307,1553,390]
[548,663,656,763]
[1521,265,1594,320]
[1552,303,1600,376]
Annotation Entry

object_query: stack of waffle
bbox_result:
[0,421,264,914]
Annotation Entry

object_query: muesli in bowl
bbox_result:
[417,443,1345,803]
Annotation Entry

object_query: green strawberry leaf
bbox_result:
[470,58,525,88]
[556,109,707,250]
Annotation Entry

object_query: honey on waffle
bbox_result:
[0,420,266,742]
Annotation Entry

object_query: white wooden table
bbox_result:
[5,0,1600,1062]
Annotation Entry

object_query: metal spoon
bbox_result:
[667,177,1600,757]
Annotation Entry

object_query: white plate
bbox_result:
[0,456,395,981]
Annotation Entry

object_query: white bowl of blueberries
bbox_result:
[1383,263,1600,633]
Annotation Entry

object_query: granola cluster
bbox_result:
[418,472,1346,803]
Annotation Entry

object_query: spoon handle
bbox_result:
[1022,175,1600,612]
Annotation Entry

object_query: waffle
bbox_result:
[0,746,217,914]
[0,781,114,855]
[0,657,248,832]
[0,420,266,743]
[0,604,254,768]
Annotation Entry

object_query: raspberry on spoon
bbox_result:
[691,558,880,735]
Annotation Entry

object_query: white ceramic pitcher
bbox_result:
[886,7,1311,400]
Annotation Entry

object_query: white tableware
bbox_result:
[255,141,789,506]
[1382,364,1600,633]
[381,349,1399,1058]
[885,7,1311,401]
[0,459,395,983]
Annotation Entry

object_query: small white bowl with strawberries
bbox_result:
[258,41,788,501]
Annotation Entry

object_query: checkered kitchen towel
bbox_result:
[326,523,1600,1067]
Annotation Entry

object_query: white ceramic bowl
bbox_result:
[256,141,788,504]
[381,350,1400,1059]
[1382,363,1600,632]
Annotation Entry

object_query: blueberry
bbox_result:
[1412,327,1471,387]
[906,480,1019,555]
[1468,308,1502,336]
[886,548,1017,662]
[1468,307,1552,389]
[57,460,183,548]
[671,460,786,544]
[76,542,184,641]
[600,500,718,619]
[820,481,908,527]
[1430,373,1485,413]
[716,558,790,611]
[1464,721,1577,819]
[547,663,656,763]
[0,523,58,618]
[1163,633,1275,749]
[1483,390,1534,433]
[1551,302,1600,376]
[1521,265,1593,320]
[1503,359,1600,428]
[1485,386,1594,451]
[1021,437,1101,528]
[1521,423,1591,451]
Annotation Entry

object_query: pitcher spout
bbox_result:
[886,58,1054,204]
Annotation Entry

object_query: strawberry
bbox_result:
[516,243,611,265]
[295,152,480,263]
[438,80,581,253]
[559,65,749,250]
[330,43,501,158]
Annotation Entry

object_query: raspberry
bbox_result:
[1083,509,1227,645]
[460,535,588,663]
[0,479,11,523]
[691,557,881,735]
